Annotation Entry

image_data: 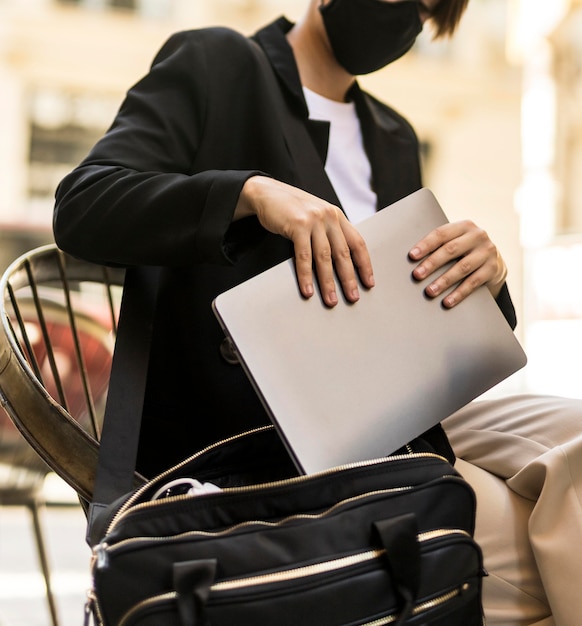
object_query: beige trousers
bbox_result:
[443,394,582,626]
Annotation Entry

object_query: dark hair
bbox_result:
[429,0,470,39]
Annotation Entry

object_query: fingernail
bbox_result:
[415,266,426,278]
[329,291,338,305]
[305,283,314,297]
[351,289,360,301]
[410,247,421,259]
[368,274,375,287]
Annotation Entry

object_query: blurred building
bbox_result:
[506,0,582,396]
[0,0,581,396]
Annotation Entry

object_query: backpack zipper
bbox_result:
[103,425,446,537]
[94,484,416,564]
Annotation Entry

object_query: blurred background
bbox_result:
[0,0,581,624]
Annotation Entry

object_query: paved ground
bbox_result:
[0,476,91,626]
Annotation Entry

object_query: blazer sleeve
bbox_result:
[53,30,263,268]
[495,282,517,330]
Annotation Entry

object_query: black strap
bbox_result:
[374,514,420,624]
[174,559,217,626]
[88,266,162,536]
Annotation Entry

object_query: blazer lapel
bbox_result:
[353,86,423,210]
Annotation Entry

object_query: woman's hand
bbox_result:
[408,220,507,307]
[235,176,375,307]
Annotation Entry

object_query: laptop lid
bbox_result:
[212,188,527,474]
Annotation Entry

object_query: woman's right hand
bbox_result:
[235,176,375,307]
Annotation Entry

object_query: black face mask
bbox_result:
[319,0,423,75]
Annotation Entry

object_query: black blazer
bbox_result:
[54,18,516,477]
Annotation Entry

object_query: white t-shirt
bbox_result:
[303,86,377,224]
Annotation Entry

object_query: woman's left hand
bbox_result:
[408,220,507,308]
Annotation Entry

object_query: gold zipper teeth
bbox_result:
[101,496,469,558]
[413,583,470,614]
[117,536,472,626]
[360,584,470,626]
[360,616,398,625]
[100,486,416,554]
[119,591,176,626]
[213,549,385,591]
[105,425,446,536]
[120,587,468,626]
[210,531,469,591]
[418,528,470,542]
[105,425,276,533]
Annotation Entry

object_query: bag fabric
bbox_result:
[86,426,484,626]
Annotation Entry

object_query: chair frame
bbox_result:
[0,244,126,503]
[0,244,156,625]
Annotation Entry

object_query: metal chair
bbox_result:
[0,410,58,625]
[0,244,144,624]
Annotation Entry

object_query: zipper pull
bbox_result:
[92,542,110,571]
[84,590,98,626]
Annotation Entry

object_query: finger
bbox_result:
[327,234,360,303]
[410,234,463,282]
[292,234,315,300]
[424,251,493,308]
[422,231,499,297]
[412,226,481,281]
[311,227,339,307]
[409,221,484,267]
[440,267,490,308]
[409,223,463,261]
[423,250,482,298]
[344,225,375,290]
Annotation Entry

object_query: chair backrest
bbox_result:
[0,244,145,503]
[0,402,49,505]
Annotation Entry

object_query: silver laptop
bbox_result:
[212,188,527,474]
